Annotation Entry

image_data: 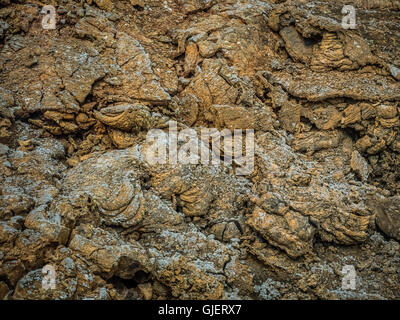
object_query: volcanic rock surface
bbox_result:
[0,0,399,299]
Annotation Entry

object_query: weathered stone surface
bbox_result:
[0,0,400,301]
[247,206,315,258]
[375,197,400,241]
[350,150,370,182]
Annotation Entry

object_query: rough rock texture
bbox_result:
[0,0,400,300]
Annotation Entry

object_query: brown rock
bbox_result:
[350,150,369,182]
[137,283,152,300]
[341,105,361,126]
[247,206,315,258]
[375,197,400,241]
[0,282,9,299]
